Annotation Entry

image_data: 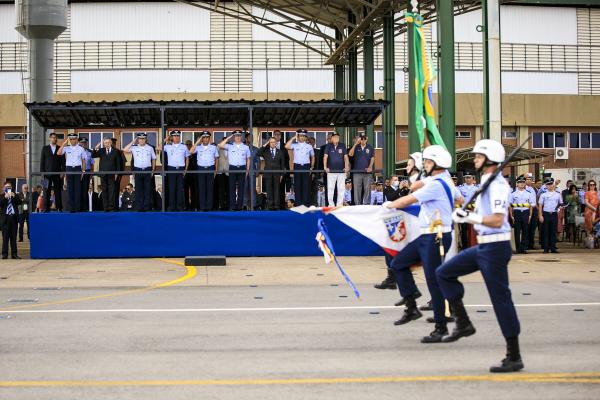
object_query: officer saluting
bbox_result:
[57,133,86,212]
[509,175,535,254]
[524,173,538,250]
[160,130,189,212]
[190,131,219,211]
[286,129,315,207]
[538,177,562,253]
[218,130,250,211]
[78,137,94,211]
[437,139,523,373]
[123,132,156,212]
[385,145,461,343]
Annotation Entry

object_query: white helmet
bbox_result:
[472,139,505,163]
[422,145,452,169]
[409,152,422,171]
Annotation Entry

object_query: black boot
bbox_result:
[426,316,455,323]
[374,270,397,290]
[490,337,524,373]
[419,300,433,311]
[395,290,422,306]
[421,322,448,343]
[442,299,476,342]
[394,297,423,325]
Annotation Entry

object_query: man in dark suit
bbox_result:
[272,130,289,209]
[259,136,286,210]
[184,140,198,211]
[111,138,126,211]
[318,132,333,206]
[91,138,121,211]
[1,181,21,259]
[40,132,65,212]
[17,184,31,241]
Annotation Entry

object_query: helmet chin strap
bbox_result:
[476,156,498,173]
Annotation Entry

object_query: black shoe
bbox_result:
[442,322,476,342]
[395,290,422,306]
[426,316,455,323]
[421,323,448,343]
[521,250,528,254]
[490,357,524,373]
[543,250,549,253]
[11,255,21,260]
[18,239,23,242]
[419,301,433,311]
[374,277,397,290]
[1,255,7,260]
[551,249,560,253]
[528,246,537,250]
[394,308,423,325]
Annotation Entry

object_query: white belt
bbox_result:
[420,227,452,234]
[477,232,511,244]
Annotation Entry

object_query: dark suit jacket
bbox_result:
[259,145,285,172]
[91,147,122,172]
[40,144,65,173]
[317,144,328,171]
[383,186,401,202]
[17,192,31,214]
[0,194,22,227]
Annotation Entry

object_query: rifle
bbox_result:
[462,134,532,211]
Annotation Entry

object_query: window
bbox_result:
[375,131,383,149]
[399,131,409,138]
[78,132,114,149]
[4,133,27,141]
[455,131,471,139]
[502,130,517,139]
[532,132,565,149]
[181,131,203,144]
[121,131,157,147]
[569,132,600,149]
[213,131,231,143]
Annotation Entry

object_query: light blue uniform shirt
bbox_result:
[196,144,219,167]
[509,188,535,211]
[63,144,86,167]
[413,173,460,230]
[224,143,250,167]
[290,142,314,165]
[130,144,156,168]
[344,189,352,203]
[539,191,562,213]
[370,190,383,205]
[164,143,189,167]
[474,173,511,235]
[458,183,478,204]
[82,148,94,170]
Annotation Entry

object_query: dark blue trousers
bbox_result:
[66,166,82,212]
[542,211,558,251]
[294,163,311,207]
[513,209,530,253]
[390,233,452,323]
[167,166,185,211]
[197,166,215,211]
[229,165,246,210]
[437,240,520,338]
[528,207,538,249]
[134,167,153,211]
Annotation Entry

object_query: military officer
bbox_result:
[123,132,156,211]
[79,137,94,211]
[218,130,250,211]
[191,131,219,211]
[286,129,316,207]
[538,177,562,253]
[160,130,189,211]
[458,171,479,249]
[57,133,86,212]
[509,175,535,254]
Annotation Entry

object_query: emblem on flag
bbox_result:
[383,215,407,243]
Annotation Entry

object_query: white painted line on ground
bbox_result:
[2,303,600,314]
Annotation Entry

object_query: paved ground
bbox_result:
[0,248,599,399]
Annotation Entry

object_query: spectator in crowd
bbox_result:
[308,136,319,206]
[190,132,219,212]
[286,198,295,209]
[399,180,410,197]
[323,132,348,207]
[111,138,127,211]
[564,184,580,242]
[370,181,384,205]
[214,137,229,211]
[17,184,30,242]
[286,129,315,207]
[579,182,588,214]
[286,188,295,202]
[272,129,290,210]
[57,133,86,213]
[538,177,562,253]
[40,131,65,212]
[584,180,599,235]
[348,134,374,205]
[120,184,135,211]
[32,185,42,213]
[79,137,94,211]
[84,182,100,212]
[160,130,189,212]
[96,184,104,211]
[317,132,333,206]
[384,175,401,202]
[92,137,121,212]
[219,130,250,211]
[243,133,261,210]
[369,182,378,205]
[561,180,574,202]
[153,185,163,211]
[124,133,157,212]
[1,181,21,259]
[183,139,198,211]
[317,182,326,207]
[259,136,285,210]
[343,179,353,206]
[48,189,57,211]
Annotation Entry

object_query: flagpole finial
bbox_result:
[411,0,419,10]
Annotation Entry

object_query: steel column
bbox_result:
[483,0,502,141]
[363,29,375,145]
[348,12,358,143]
[383,12,396,177]
[437,0,456,170]
[334,28,345,137]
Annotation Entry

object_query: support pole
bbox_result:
[407,1,419,154]
[383,12,396,177]
[348,12,358,143]
[334,28,345,137]
[436,0,456,170]
[363,29,375,145]
[483,0,502,142]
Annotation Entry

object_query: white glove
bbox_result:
[382,201,393,209]
[452,208,483,225]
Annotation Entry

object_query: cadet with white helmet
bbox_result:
[436,139,523,373]
[385,145,462,343]
[406,152,423,184]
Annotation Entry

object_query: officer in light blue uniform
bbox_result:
[509,175,535,253]
[458,171,479,249]
[124,132,156,211]
[191,131,219,211]
[370,182,384,205]
[78,137,94,211]
[285,129,315,207]
[524,174,539,250]
[162,130,189,211]
[218,130,250,211]
[58,133,86,212]
[437,139,523,373]
[538,177,562,253]
[385,145,462,344]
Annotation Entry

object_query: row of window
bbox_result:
[532,132,600,149]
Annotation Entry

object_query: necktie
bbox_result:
[7,197,15,215]
[271,149,275,159]
[108,148,111,155]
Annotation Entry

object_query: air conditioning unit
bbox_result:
[572,169,590,183]
[555,147,569,160]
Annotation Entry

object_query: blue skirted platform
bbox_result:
[30,211,383,259]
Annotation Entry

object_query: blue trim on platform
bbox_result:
[30,211,384,259]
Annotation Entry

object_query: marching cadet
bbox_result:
[218,130,250,211]
[123,132,156,212]
[57,133,86,212]
[190,131,219,211]
[524,173,538,250]
[509,175,535,254]
[458,171,478,249]
[538,177,562,253]
[286,129,316,207]
[385,145,461,343]
[437,139,523,373]
[160,130,189,212]
[407,152,423,184]
[78,137,94,211]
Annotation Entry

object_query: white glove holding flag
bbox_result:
[452,208,483,225]
[382,201,393,209]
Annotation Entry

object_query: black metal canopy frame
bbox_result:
[26,99,389,211]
